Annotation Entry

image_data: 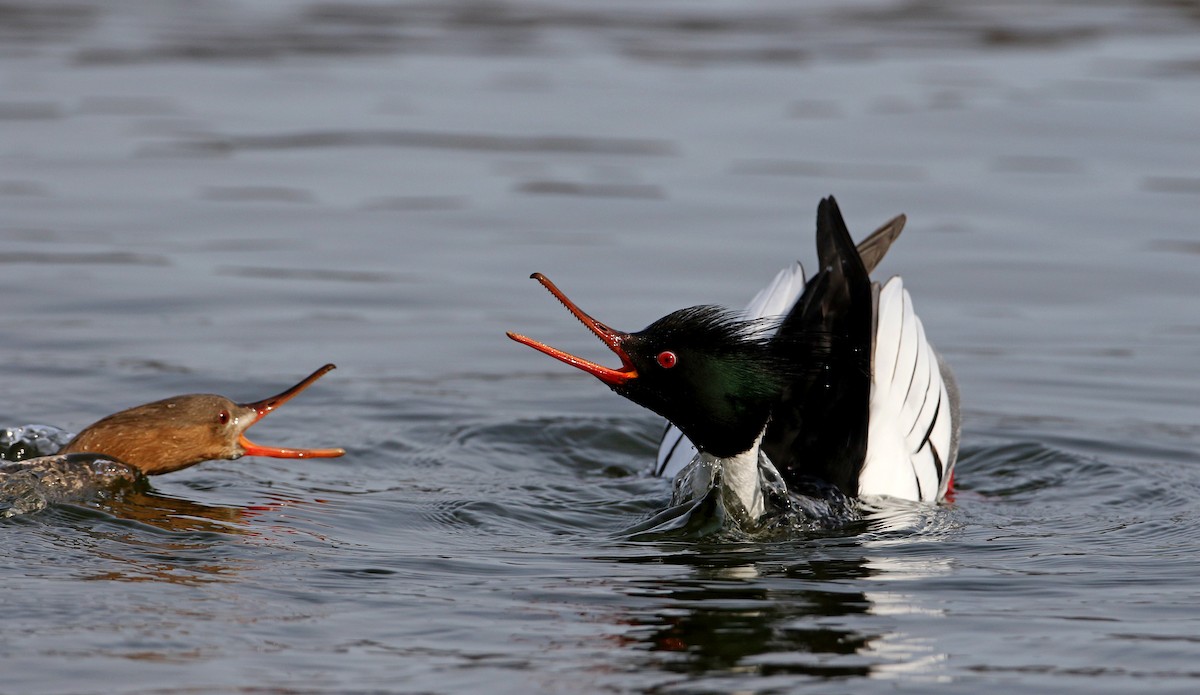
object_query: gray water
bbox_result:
[2,1,1200,692]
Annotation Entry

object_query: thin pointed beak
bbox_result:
[238,364,345,459]
[507,273,638,386]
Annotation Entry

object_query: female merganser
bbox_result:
[1,364,344,509]
[508,197,959,526]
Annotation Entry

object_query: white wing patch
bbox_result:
[654,263,806,477]
[655,422,694,478]
[859,277,956,502]
[744,261,808,326]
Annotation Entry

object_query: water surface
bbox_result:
[2,1,1199,692]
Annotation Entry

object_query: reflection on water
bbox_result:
[624,559,878,681]
[597,516,959,686]
[101,489,252,534]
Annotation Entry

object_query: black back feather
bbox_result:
[763,196,874,496]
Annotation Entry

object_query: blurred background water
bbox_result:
[2,1,1199,692]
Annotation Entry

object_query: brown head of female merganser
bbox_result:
[57,363,345,475]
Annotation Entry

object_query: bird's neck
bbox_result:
[695,427,768,520]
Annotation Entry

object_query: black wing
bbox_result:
[762,196,874,497]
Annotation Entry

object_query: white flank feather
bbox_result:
[859,277,956,501]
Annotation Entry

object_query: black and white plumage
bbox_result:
[509,196,959,526]
[655,198,959,504]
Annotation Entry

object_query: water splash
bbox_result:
[0,424,74,462]
[625,454,861,541]
[1,425,144,517]
[0,453,143,518]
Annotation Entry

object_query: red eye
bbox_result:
[218,410,230,425]
[656,351,677,369]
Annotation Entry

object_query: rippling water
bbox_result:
[2,1,1199,692]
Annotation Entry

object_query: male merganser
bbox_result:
[1,364,344,498]
[508,197,959,526]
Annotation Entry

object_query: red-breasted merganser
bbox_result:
[508,197,959,525]
[1,365,344,511]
